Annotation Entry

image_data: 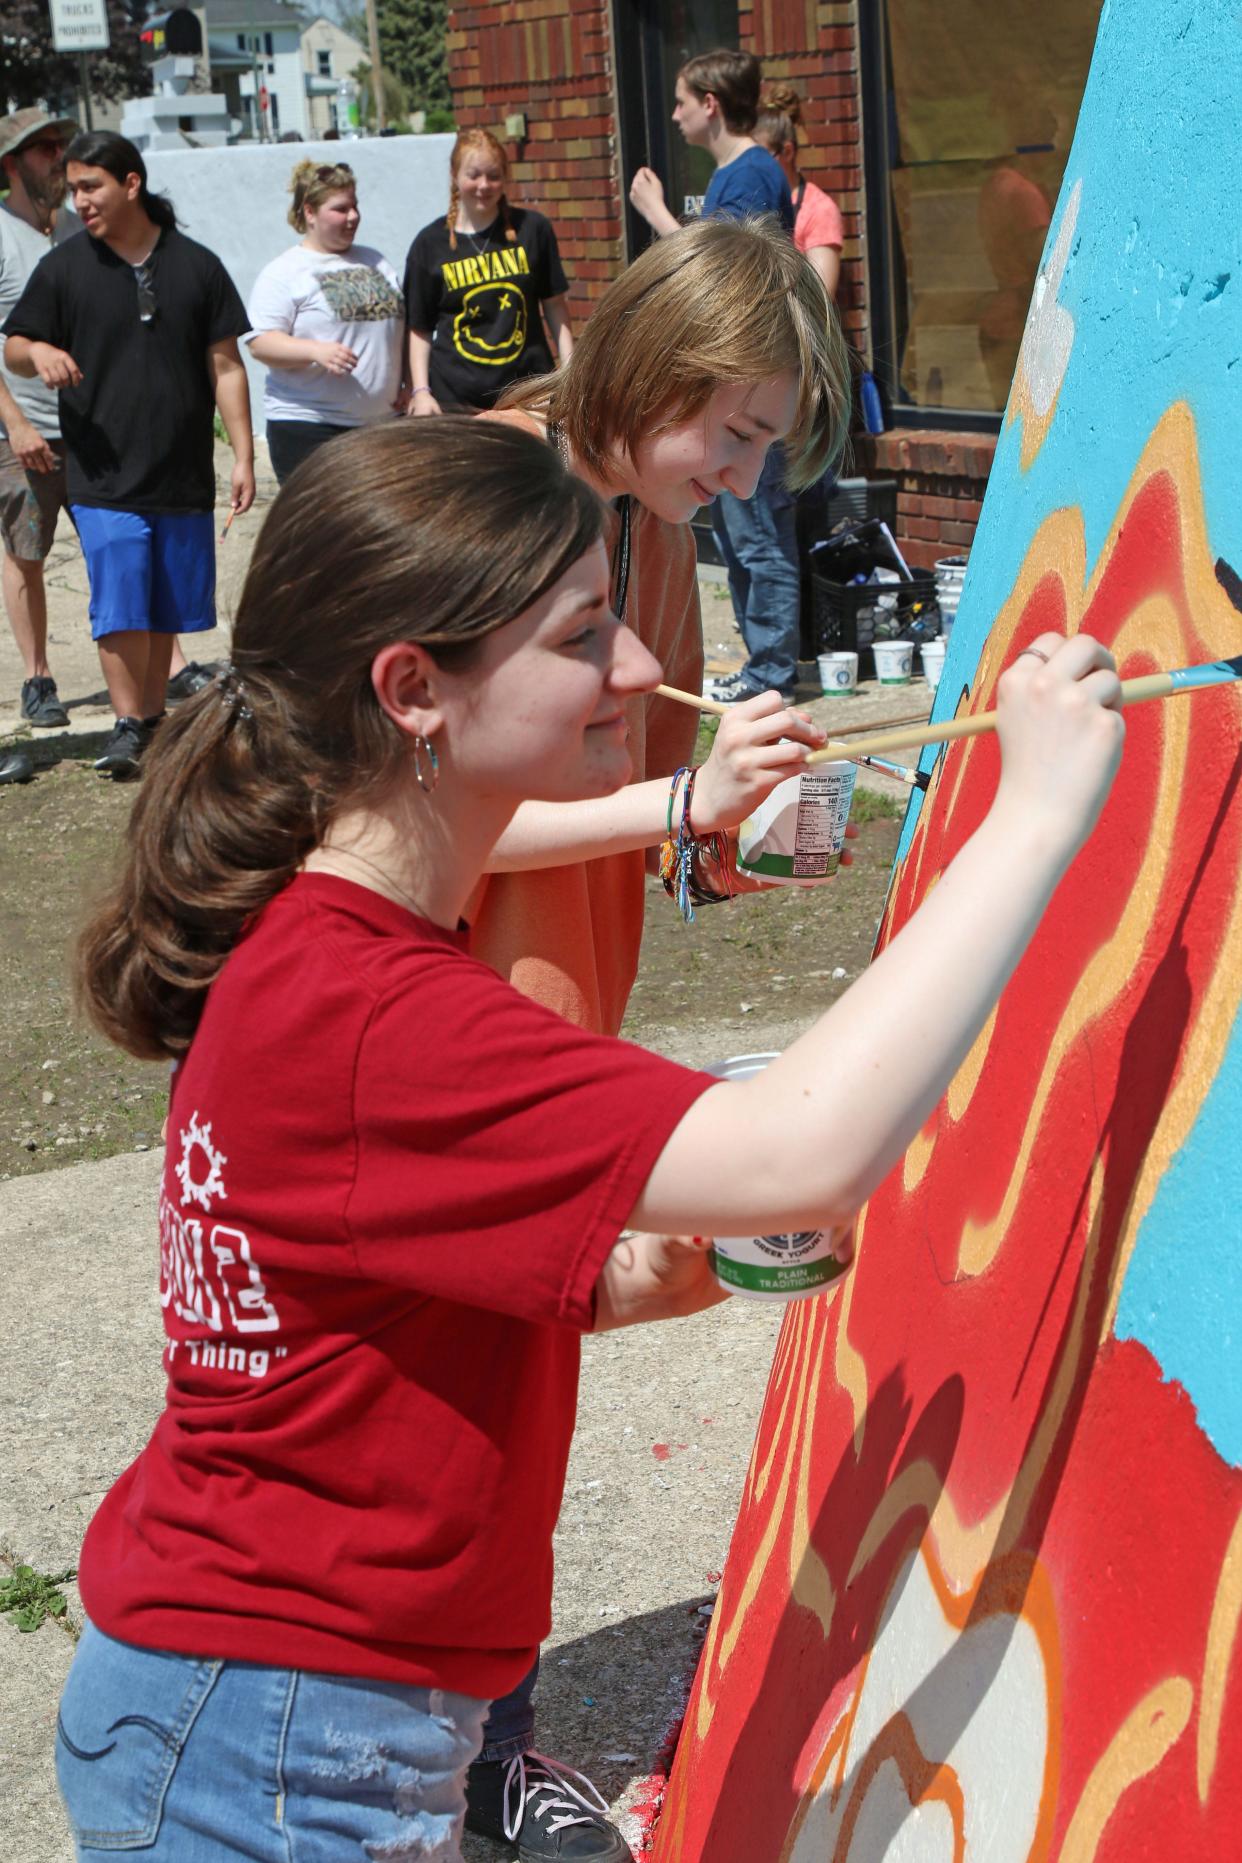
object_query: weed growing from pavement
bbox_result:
[0,1562,76,1632]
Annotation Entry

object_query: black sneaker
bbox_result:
[93,716,151,779]
[20,676,69,729]
[465,1751,633,1861]
[166,661,214,704]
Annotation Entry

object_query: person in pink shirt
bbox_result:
[755,85,844,300]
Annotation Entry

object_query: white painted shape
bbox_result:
[140,138,454,430]
[1016,177,1082,418]
[849,1767,957,1860]
[787,1549,1048,1862]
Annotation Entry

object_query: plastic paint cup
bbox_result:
[736,758,857,886]
[872,639,914,685]
[817,650,859,693]
[703,1053,851,1302]
[920,638,947,690]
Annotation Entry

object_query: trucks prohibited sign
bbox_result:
[49,0,111,54]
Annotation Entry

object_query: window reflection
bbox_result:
[884,0,1101,414]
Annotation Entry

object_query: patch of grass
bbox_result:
[851,785,904,823]
[0,1562,76,1633]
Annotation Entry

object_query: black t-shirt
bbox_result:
[3,225,250,513]
[403,207,568,412]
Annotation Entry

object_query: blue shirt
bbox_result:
[702,147,794,231]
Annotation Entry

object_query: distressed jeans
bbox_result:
[711,443,802,696]
[56,1622,488,1861]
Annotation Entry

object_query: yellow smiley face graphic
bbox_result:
[452,281,527,367]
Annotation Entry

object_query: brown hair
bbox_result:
[287,158,355,233]
[755,83,806,156]
[678,48,762,134]
[447,128,517,251]
[505,217,851,492]
[77,420,602,1062]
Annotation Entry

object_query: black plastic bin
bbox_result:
[810,567,940,677]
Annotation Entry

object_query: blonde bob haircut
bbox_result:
[505,217,851,492]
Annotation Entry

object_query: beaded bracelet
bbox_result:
[657,766,736,924]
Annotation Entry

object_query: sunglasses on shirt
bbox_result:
[135,260,156,323]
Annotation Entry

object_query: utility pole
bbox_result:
[363,0,386,133]
[78,51,95,129]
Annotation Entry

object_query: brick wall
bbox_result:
[446,0,621,322]
[855,431,996,571]
[741,2,869,384]
[448,1,994,564]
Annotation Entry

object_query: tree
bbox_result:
[376,0,450,118]
[1,0,148,114]
[351,60,408,131]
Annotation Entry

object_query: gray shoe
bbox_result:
[93,716,151,780]
[166,661,214,704]
[20,676,69,729]
[0,746,35,784]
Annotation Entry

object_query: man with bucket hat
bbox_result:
[0,109,79,732]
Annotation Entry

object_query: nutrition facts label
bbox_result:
[792,770,853,877]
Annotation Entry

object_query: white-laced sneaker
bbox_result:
[465,1749,634,1860]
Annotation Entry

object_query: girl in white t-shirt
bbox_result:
[247,160,405,485]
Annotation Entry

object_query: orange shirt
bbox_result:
[469,409,703,1034]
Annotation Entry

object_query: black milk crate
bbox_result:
[810,567,939,677]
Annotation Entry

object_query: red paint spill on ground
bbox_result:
[651,1443,671,1461]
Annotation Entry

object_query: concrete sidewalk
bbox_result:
[0,1141,783,1862]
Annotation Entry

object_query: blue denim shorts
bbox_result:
[69,505,217,640]
[56,1622,488,1860]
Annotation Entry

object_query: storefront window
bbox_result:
[870,0,1101,418]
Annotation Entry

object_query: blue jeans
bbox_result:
[711,444,802,696]
[475,1655,538,1765]
[56,1622,488,1860]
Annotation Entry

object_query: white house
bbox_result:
[201,0,309,141]
[300,16,368,138]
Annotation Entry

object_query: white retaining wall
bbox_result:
[141,137,456,430]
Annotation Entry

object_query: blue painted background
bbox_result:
[897,0,1242,1465]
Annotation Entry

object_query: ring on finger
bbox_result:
[1017,646,1051,663]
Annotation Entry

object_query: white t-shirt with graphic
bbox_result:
[246,242,404,427]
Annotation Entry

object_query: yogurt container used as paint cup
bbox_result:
[817,650,859,694]
[704,1053,851,1301]
[920,637,947,690]
[872,639,914,685]
[736,758,857,887]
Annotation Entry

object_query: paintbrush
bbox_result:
[219,507,238,543]
[803,653,1242,767]
[654,683,926,787]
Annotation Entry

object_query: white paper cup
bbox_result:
[817,650,859,693]
[703,1053,851,1301]
[920,638,947,690]
[872,639,914,684]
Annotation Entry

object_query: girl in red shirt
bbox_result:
[60,416,1122,1862]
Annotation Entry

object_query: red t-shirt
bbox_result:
[79,875,712,1699]
[794,177,844,256]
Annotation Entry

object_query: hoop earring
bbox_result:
[412,734,440,794]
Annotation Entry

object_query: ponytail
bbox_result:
[77,679,320,1059]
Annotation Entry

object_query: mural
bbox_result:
[651,2,1242,1857]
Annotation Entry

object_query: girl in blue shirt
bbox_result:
[630,47,793,236]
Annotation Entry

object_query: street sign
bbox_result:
[49,0,111,54]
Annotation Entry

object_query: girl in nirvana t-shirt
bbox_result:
[59,418,1121,1860]
[405,127,573,414]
